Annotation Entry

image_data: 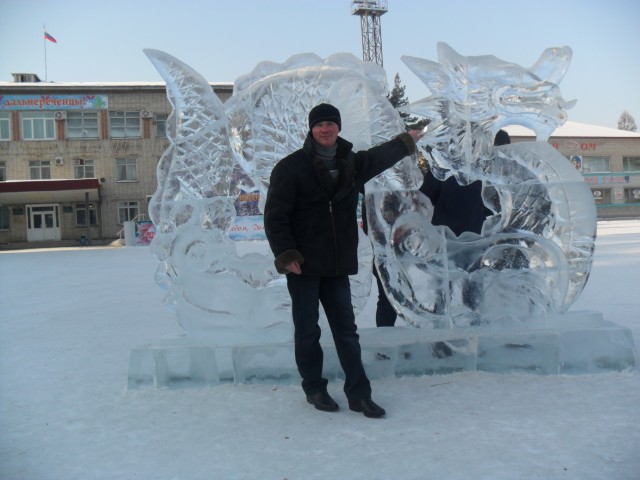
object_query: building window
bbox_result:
[116,158,137,181]
[0,206,9,229]
[21,111,56,140]
[0,112,10,141]
[109,111,140,138]
[625,188,640,204]
[29,160,52,179]
[118,201,139,224]
[582,156,610,173]
[623,157,640,172]
[591,188,611,205]
[73,159,95,179]
[156,114,167,137]
[0,161,6,181]
[67,111,99,139]
[76,203,98,226]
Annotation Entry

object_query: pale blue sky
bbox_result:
[1,0,638,128]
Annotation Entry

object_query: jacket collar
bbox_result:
[303,134,356,200]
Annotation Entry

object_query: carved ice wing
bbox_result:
[144,49,239,211]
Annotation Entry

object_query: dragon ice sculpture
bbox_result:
[367,43,596,328]
[145,42,596,338]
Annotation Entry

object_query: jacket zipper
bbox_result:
[329,201,339,274]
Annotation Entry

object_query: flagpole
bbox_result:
[43,24,48,81]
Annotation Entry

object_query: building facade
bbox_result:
[506,121,640,219]
[0,75,232,247]
[1,74,638,249]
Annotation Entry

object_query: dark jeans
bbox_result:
[373,265,397,327]
[286,274,372,403]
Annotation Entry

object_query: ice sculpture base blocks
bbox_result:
[128,310,637,389]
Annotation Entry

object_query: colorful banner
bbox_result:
[583,175,631,185]
[234,191,261,216]
[135,220,156,246]
[0,94,109,110]
[229,191,265,240]
[570,155,582,171]
[228,215,266,241]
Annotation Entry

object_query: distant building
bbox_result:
[1,74,638,249]
[0,75,232,248]
[505,121,640,219]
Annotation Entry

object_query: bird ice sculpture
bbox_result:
[144,49,419,340]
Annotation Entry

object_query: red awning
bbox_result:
[0,179,101,204]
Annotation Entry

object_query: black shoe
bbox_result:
[306,391,339,412]
[349,398,386,418]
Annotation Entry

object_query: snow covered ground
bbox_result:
[1,220,639,480]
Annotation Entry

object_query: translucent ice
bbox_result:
[367,43,596,328]
[144,42,596,341]
[144,50,416,340]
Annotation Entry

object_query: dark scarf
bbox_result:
[313,141,339,183]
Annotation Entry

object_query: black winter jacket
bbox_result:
[420,171,491,236]
[264,132,415,276]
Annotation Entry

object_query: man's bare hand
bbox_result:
[407,129,425,143]
[285,261,302,274]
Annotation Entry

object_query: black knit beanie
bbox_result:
[494,129,511,146]
[308,103,341,131]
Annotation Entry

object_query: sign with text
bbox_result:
[228,215,266,241]
[0,94,109,110]
[583,175,631,185]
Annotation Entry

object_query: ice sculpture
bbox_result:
[145,42,596,341]
[144,50,418,340]
[367,43,596,328]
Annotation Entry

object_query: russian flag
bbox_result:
[44,32,57,43]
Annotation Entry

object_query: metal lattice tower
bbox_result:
[351,0,388,67]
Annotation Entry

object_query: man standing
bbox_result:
[264,103,421,418]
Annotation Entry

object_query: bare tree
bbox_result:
[617,110,637,132]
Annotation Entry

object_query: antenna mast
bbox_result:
[351,0,388,66]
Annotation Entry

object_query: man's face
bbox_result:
[311,121,339,148]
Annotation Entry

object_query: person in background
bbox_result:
[372,129,511,327]
[360,192,402,328]
[264,103,422,418]
[422,129,511,235]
